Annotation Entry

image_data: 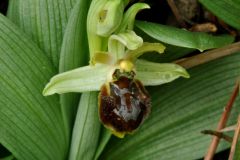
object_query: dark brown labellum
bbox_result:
[99,70,151,138]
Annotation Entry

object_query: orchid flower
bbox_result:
[43,0,189,138]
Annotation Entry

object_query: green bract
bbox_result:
[43,0,190,137]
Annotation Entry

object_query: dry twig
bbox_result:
[221,125,237,132]
[167,0,187,28]
[176,42,240,69]
[201,130,232,143]
[228,116,240,160]
[204,82,239,160]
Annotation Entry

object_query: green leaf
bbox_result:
[7,0,76,68]
[100,53,240,160]
[58,0,92,142]
[135,21,234,51]
[7,0,20,25]
[0,14,67,160]
[135,27,195,62]
[59,0,91,73]
[136,60,189,86]
[43,65,110,96]
[199,0,240,30]
[94,128,112,160]
[68,92,101,160]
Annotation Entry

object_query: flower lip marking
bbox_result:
[99,69,151,138]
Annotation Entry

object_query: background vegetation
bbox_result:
[0,0,240,159]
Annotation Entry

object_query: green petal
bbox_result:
[108,31,143,58]
[43,65,110,95]
[125,42,166,61]
[135,60,189,86]
[116,3,150,32]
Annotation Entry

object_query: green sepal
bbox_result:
[87,0,108,58]
[108,31,143,59]
[136,60,190,86]
[43,65,110,95]
[125,42,166,62]
[97,0,124,37]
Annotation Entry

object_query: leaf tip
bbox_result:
[198,48,204,52]
[139,3,151,10]
[183,70,190,79]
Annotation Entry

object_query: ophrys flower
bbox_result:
[43,0,190,138]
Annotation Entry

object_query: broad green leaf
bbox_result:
[7,0,20,25]
[7,0,76,68]
[100,53,240,160]
[59,0,91,73]
[0,14,66,160]
[136,60,189,86]
[94,128,112,160]
[43,65,110,96]
[135,27,195,62]
[68,92,101,160]
[135,21,234,51]
[199,0,240,30]
[58,0,91,141]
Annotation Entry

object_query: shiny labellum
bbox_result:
[99,69,151,138]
